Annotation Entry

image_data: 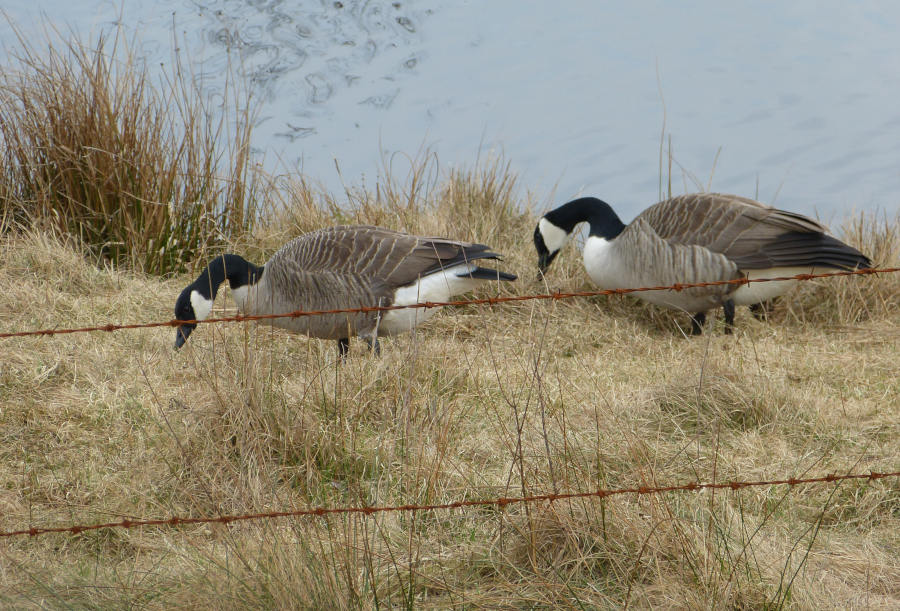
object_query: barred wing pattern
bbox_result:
[638,194,869,270]
[610,218,740,311]
[250,226,500,339]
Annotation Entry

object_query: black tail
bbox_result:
[421,243,512,275]
[458,266,517,281]
[736,232,872,270]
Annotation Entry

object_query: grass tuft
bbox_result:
[787,210,900,325]
[0,23,258,274]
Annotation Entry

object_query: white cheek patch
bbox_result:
[189,290,213,321]
[539,217,569,254]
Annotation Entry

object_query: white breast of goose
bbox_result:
[229,275,315,333]
[229,280,284,325]
[582,236,629,289]
[378,263,485,335]
[583,233,738,312]
[230,283,252,313]
[232,272,379,339]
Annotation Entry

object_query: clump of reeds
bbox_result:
[0,24,259,274]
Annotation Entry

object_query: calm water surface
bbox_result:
[3,0,899,220]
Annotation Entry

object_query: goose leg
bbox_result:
[337,337,350,359]
[723,299,736,335]
[365,336,381,356]
[749,299,774,321]
[690,312,706,336]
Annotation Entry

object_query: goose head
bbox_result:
[534,217,569,275]
[173,254,259,349]
[174,281,214,348]
[534,197,625,276]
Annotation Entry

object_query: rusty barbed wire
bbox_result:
[1,267,897,340]
[0,470,895,539]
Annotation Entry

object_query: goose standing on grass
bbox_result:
[533,193,871,334]
[174,225,516,356]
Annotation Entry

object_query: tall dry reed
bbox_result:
[0,23,258,273]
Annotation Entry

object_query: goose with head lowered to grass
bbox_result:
[534,193,871,334]
[174,225,516,356]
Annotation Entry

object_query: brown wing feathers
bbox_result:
[282,225,506,289]
[642,194,870,271]
[415,241,501,275]
[731,232,871,269]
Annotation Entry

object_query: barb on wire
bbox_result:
[0,266,897,340]
[0,470,895,539]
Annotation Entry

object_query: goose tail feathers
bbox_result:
[458,266,518,282]
[732,232,873,270]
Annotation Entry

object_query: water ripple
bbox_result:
[187,0,429,132]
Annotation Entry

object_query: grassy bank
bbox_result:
[1,26,899,611]
[1,167,898,607]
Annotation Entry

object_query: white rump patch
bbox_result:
[732,266,820,305]
[539,217,570,254]
[379,264,485,335]
[190,290,213,321]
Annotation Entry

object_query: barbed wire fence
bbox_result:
[1,267,897,340]
[0,472,896,539]
[1,267,897,541]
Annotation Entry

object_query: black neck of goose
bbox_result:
[192,254,264,300]
[548,197,626,240]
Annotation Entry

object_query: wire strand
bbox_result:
[1,267,896,339]
[1,470,894,539]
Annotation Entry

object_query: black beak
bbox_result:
[174,324,194,349]
[537,253,550,274]
[537,252,556,281]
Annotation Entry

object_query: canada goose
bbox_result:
[534,193,871,334]
[174,225,516,355]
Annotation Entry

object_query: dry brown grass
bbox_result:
[787,210,900,326]
[0,156,898,608]
[0,24,258,274]
[1,22,898,608]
